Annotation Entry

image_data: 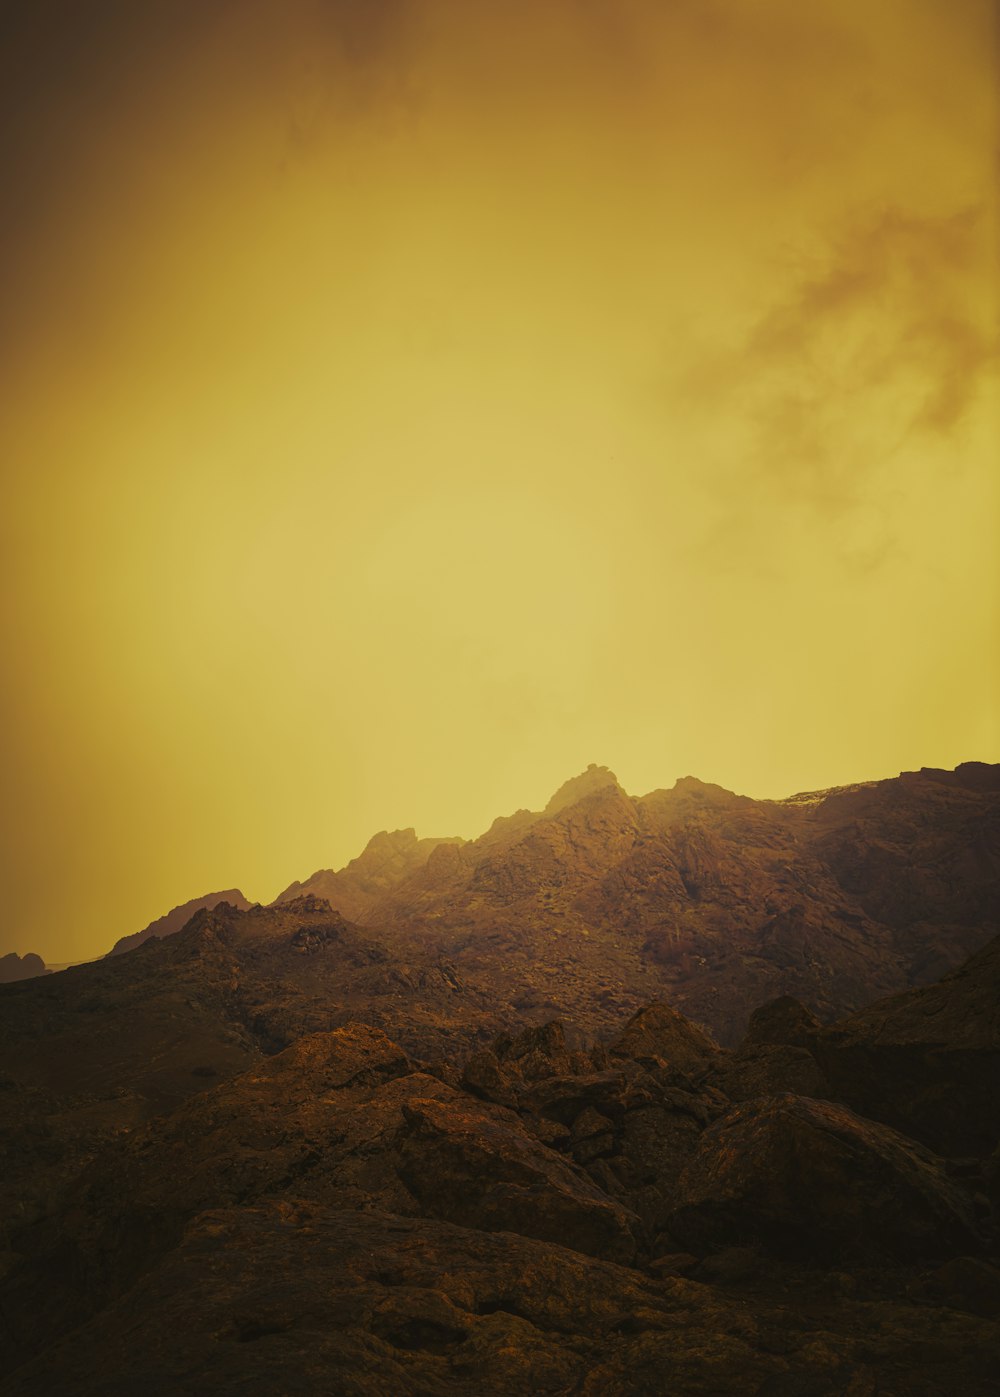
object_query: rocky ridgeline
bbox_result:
[271,760,1000,1046]
[105,889,253,957]
[0,761,998,1393]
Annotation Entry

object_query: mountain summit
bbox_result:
[2,761,999,1393]
[257,760,1000,1046]
[544,763,623,814]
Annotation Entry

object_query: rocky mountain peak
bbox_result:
[362,828,420,854]
[544,763,623,816]
[669,775,740,801]
[106,889,252,958]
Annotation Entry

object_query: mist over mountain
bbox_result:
[1,0,994,1387]
[1,759,998,1393]
[268,760,1000,1046]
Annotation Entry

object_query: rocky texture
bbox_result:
[0,899,508,1246]
[608,1001,720,1074]
[457,1017,726,1245]
[668,1094,981,1264]
[2,962,1000,1393]
[15,1203,999,1397]
[544,761,625,814]
[105,889,252,957]
[270,761,1000,1046]
[0,1024,638,1372]
[709,996,833,1102]
[742,995,824,1051]
[720,929,1000,1159]
[274,828,466,922]
[815,931,1000,1158]
[2,762,1000,1394]
[0,953,45,984]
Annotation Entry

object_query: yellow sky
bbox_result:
[1,0,997,961]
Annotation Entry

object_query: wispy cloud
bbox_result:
[683,206,997,517]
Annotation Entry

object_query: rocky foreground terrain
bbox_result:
[0,762,998,1393]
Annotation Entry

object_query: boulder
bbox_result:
[668,1094,980,1264]
[609,1002,720,1077]
[741,996,822,1050]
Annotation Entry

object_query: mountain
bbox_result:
[0,895,510,1248]
[2,759,999,1394]
[273,827,465,921]
[105,889,252,956]
[273,760,1000,1044]
[0,952,46,984]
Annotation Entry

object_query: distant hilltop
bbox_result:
[106,890,252,957]
[0,951,47,984]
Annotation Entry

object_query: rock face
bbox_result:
[668,1094,981,1264]
[3,974,1000,1394]
[0,898,508,1249]
[267,760,1000,1046]
[0,1023,637,1366]
[815,929,1000,1157]
[609,1001,720,1074]
[273,827,466,921]
[544,761,624,814]
[0,952,45,984]
[106,889,252,956]
[0,1208,818,1397]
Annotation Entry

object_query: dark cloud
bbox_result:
[679,206,997,516]
[275,0,421,162]
[314,0,413,67]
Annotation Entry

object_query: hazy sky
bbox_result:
[1,0,997,961]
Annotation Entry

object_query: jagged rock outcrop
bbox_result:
[814,930,1000,1157]
[4,940,1000,1394]
[741,995,823,1050]
[668,1094,981,1264]
[544,762,623,814]
[0,900,510,1250]
[268,761,1000,1046]
[5,1203,952,1397]
[711,995,831,1101]
[461,1017,724,1243]
[3,764,1000,1394]
[105,890,252,957]
[609,1001,720,1076]
[273,827,466,921]
[0,1023,638,1369]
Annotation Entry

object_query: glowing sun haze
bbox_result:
[1,0,997,961]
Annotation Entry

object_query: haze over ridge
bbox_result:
[0,0,996,962]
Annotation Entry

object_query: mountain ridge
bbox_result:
[254,759,1000,1045]
[105,889,252,958]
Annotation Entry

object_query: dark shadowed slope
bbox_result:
[3,935,1000,1396]
[0,897,509,1245]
